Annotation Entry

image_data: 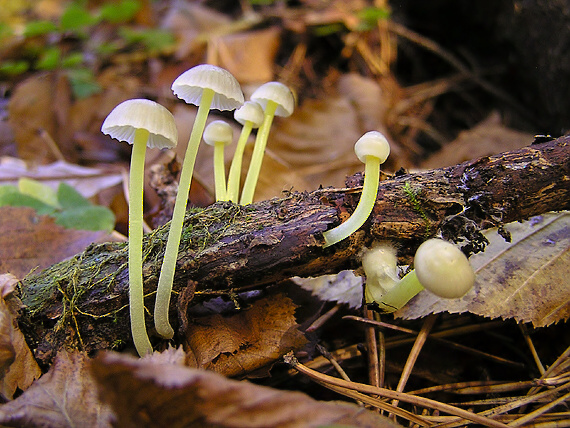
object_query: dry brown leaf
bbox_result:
[0,274,41,399]
[0,206,115,278]
[396,212,570,327]
[184,294,307,377]
[8,73,60,163]
[0,350,113,427]
[91,350,398,428]
[421,112,534,169]
[207,27,281,84]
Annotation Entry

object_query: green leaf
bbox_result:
[66,67,102,99]
[310,23,346,37]
[61,52,84,68]
[0,23,14,40]
[0,185,19,197]
[60,3,98,32]
[356,6,391,31]
[0,192,57,216]
[36,46,61,70]
[0,60,29,76]
[18,178,60,208]
[118,27,175,52]
[99,0,141,24]
[57,182,91,209]
[23,20,58,37]
[54,205,115,232]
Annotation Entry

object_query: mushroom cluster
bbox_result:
[101,65,298,354]
[363,239,475,312]
[101,62,475,356]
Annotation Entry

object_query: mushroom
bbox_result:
[203,120,233,201]
[239,82,295,205]
[226,101,264,202]
[101,98,178,356]
[322,131,390,248]
[155,64,244,339]
[364,239,475,312]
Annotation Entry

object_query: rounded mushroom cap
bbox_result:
[362,243,400,294]
[414,239,475,298]
[354,131,390,164]
[234,101,264,128]
[203,120,233,146]
[101,99,178,149]
[171,64,244,111]
[250,81,295,117]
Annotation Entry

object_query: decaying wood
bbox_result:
[15,136,570,365]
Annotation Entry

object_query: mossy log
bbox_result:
[16,136,570,365]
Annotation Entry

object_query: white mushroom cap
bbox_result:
[354,131,390,164]
[362,243,400,295]
[101,99,178,149]
[234,101,264,128]
[203,120,233,146]
[250,81,295,117]
[171,64,244,111]
[414,238,475,299]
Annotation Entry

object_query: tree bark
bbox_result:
[16,136,570,366]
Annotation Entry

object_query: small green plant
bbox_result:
[0,178,116,232]
[0,0,174,98]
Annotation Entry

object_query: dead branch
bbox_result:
[16,136,570,365]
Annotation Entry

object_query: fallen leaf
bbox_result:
[396,212,570,327]
[421,112,534,169]
[0,274,41,399]
[207,27,281,84]
[0,206,117,278]
[184,294,307,377]
[292,270,364,309]
[0,157,123,199]
[91,350,397,428]
[0,351,114,427]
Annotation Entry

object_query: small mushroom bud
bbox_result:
[322,131,390,248]
[364,239,475,312]
[101,98,178,356]
[203,120,233,201]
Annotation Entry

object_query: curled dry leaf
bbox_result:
[0,273,40,400]
[292,270,364,309]
[184,294,307,377]
[0,206,116,278]
[396,212,570,327]
[0,351,113,427]
[91,350,399,428]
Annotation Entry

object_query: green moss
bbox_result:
[402,181,431,236]
[19,201,250,337]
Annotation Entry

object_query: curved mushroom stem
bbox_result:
[322,156,380,247]
[239,101,278,205]
[226,121,253,202]
[155,88,215,339]
[213,141,227,201]
[128,128,153,356]
[369,271,424,313]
